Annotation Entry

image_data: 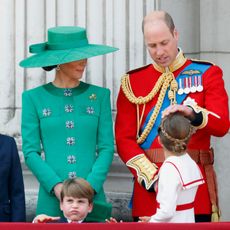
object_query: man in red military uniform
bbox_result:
[115,10,229,222]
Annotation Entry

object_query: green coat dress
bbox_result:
[21,82,114,222]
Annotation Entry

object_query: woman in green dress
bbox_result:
[20,26,118,222]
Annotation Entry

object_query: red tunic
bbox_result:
[115,59,230,217]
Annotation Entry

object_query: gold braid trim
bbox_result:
[183,97,221,129]
[121,73,166,105]
[121,49,188,144]
[137,72,175,144]
[126,154,158,190]
[121,71,177,144]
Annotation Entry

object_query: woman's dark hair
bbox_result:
[42,65,57,71]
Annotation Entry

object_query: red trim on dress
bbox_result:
[157,202,194,211]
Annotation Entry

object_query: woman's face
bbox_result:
[58,59,87,81]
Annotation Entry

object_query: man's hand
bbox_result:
[105,217,123,223]
[139,216,151,222]
[141,178,158,192]
[162,104,195,121]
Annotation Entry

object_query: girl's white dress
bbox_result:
[150,153,205,223]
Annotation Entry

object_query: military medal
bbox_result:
[197,75,203,92]
[177,78,184,95]
[183,77,190,94]
[190,76,196,93]
[179,69,203,94]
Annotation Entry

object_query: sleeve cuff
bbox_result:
[183,97,208,129]
[188,107,203,127]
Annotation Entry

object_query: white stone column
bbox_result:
[200,0,230,221]
[0,0,17,134]
[1,0,230,221]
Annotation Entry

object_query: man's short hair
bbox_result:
[142,11,175,35]
[164,12,175,34]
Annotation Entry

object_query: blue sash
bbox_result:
[140,62,211,149]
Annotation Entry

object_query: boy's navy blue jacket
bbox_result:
[0,134,26,222]
[49,217,88,223]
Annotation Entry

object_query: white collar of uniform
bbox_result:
[67,218,84,223]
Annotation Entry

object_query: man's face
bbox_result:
[144,20,179,67]
[60,196,93,222]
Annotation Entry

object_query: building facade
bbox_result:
[0,0,230,221]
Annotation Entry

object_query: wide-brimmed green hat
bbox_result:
[19,26,118,68]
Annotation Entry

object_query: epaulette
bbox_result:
[127,64,152,74]
[191,58,215,66]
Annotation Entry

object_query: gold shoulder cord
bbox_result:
[121,49,187,144]
[121,70,178,144]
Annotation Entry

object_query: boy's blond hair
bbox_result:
[60,178,94,204]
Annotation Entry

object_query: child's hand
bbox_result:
[139,216,151,222]
[105,217,123,223]
[33,214,60,223]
